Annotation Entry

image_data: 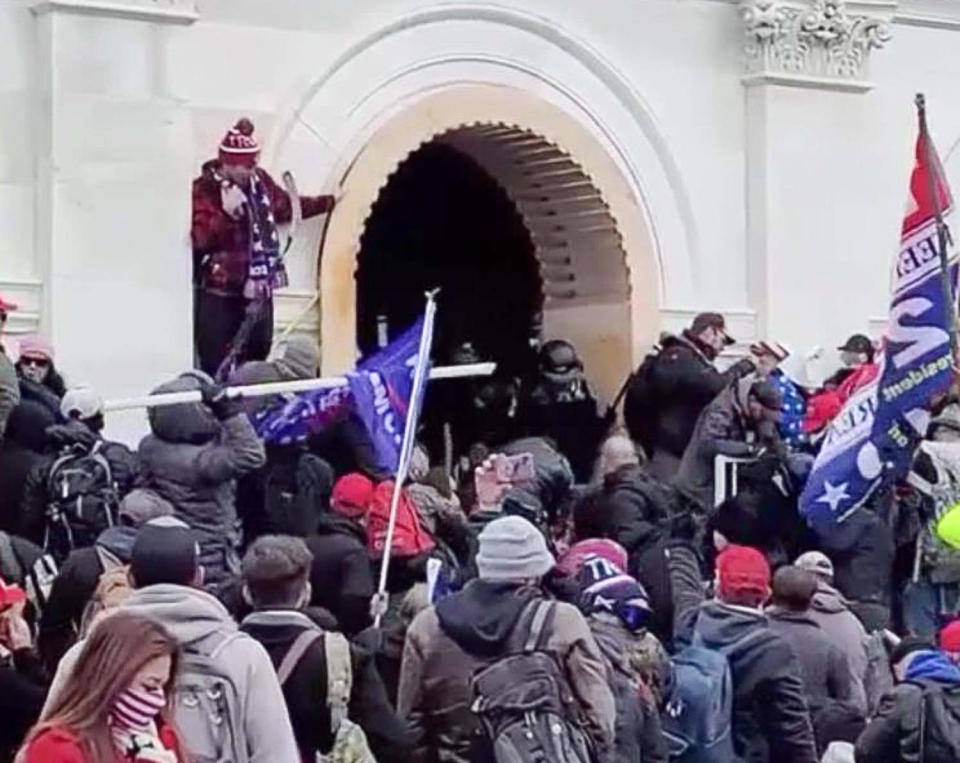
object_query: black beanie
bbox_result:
[131,517,199,588]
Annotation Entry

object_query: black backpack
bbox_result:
[470,600,593,763]
[905,681,960,762]
[44,442,118,562]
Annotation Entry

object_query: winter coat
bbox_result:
[854,650,960,763]
[20,724,183,763]
[629,537,705,651]
[0,648,47,761]
[587,612,668,762]
[625,331,754,464]
[405,482,468,540]
[305,515,375,637]
[17,376,63,423]
[192,164,334,297]
[499,436,575,520]
[587,464,673,555]
[766,607,865,715]
[227,335,319,417]
[0,350,19,441]
[20,421,137,544]
[138,375,265,568]
[38,525,137,672]
[684,600,819,763]
[397,579,616,763]
[815,507,894,629]
[675,380,784,510]
[808,581,869,703]
[44,584,300,763]
[0,401,53,538]
[240,608,410,762]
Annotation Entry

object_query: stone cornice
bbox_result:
[740,0,896,91]
[895,0,960,30]
[31,0,198,24]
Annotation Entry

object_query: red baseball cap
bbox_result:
[0,294,17,314]
[716,544,771,598]
[941,619,960,652]
[0,577,26,608]
[331,473,375,519]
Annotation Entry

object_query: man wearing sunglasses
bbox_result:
[0,294,21,442]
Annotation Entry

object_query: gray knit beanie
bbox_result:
[476,515,555,581]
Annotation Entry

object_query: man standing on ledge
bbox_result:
[191,118,336,376]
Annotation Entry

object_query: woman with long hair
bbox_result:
[20,612,185,762]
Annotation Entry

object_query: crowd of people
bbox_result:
[1,298,960,763]
[0,117,959,763]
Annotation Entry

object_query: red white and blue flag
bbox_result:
[800,109,958,535]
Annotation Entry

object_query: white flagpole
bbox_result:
[102,361,493,412]
[371,290,438,627]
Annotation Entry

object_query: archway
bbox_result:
[356,140,542,376]
[317,85,662,402]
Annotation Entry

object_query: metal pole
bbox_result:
[103,361,495,412]
[372,291,439,628]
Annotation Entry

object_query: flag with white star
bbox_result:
[800,105,958,536]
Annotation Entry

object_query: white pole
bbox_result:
[102,362,495,412]
[372,291,438,627]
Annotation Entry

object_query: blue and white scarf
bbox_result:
[241,172,287,300]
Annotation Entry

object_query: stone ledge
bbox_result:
[0,278,42,336]
[31,0,198,24]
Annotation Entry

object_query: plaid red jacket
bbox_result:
[192,164,334,296]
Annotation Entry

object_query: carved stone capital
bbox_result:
[741,0,896,91]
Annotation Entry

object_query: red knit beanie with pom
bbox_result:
[219,118,259,167]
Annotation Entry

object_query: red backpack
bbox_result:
[366,480,435,558]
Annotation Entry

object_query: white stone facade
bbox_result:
[3,0,960,440]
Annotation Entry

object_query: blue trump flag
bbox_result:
[347,315,432,475]
[800,116,957,536]
[254,318,427,454]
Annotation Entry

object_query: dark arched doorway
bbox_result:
[356,140,542,377]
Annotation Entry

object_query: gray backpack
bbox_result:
[470,599,593,763]
[173,630,248,763]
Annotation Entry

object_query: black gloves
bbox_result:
[201,382,241,420]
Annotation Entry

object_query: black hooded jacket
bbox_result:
[0,401,54,538]
[625,331,755,460]
[240,608,410,763]
[306,514,375,636]
[681,600,818,763]
[435,580,540,658]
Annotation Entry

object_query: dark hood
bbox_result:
[436,579,540,658]
[96,525,138,562]
[45,420,98,450]
[694,599,774,652]
[810,582,850,615]
[147,373,220,444]
[5,400,56,452]
[766,607,820,629]
[315,511,366,544]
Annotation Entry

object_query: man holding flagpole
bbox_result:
[799,95,958,628]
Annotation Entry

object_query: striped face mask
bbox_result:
[111,685,166,731]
